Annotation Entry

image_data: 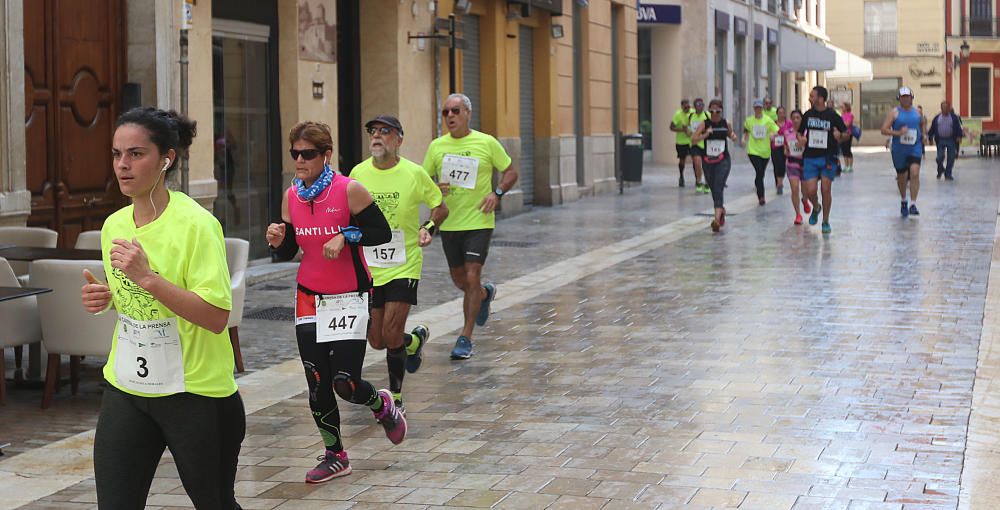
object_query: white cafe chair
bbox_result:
[74,230,102,250]
[224,238,249,373]
[0,227,57,377]
[0,257,42,405]
[30,259,116,409]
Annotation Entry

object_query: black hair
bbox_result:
[790,109,803,117]
[812,86,829,101]
[115,107,197,173]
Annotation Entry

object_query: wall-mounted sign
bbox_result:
[181,0,194,30]
[916,42,941,54]
[637,3,681,24]
[767,28,778,46]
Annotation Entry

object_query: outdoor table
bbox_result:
[0,246,102,261]
[0,287,52,388]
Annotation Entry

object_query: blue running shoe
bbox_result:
[476,282,496,327]
[901,201,909,217]
[450,336,473,360]
[909,204,919,216]
[406,325,429,374]
[821,223,832,234]
[809,205,821,226]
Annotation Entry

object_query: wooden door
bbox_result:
[25,0,127,247]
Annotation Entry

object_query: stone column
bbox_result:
[0,0,29,226]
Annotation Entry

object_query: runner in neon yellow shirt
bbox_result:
[742,99,780,204]
[80,107,244,508]
[669,99,692,187]
[422,93,518,360]
[763,97,778,123]
[686,98,712,194]
[351,115,449,411]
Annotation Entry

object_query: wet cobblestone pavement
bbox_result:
[5,150,1000,509]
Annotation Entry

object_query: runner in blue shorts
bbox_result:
[796,86,849,234]
[880,87,926,217]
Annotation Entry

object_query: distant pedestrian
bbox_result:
[929,101,963,180]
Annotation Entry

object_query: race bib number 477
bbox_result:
[441,154,479,189]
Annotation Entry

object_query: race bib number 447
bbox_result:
[441,154,479,189]
[316,293,369,343]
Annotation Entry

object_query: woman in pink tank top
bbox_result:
[264,121,406,484]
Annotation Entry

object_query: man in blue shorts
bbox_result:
[796,86,849,234]
[881,87,926,217]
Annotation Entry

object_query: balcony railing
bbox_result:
[959,16,1000,37]
[864,30,897,56]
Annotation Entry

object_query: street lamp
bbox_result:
[953,40,971,70]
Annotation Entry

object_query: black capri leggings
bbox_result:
[749,155,770,199]
[94,385,246,510]
[771,150,786,179]
[296,323,378,452]
[840,138,853,157]
[703,157,732,209]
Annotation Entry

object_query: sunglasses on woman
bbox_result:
[709,109,723,114]
[441,107,464,117]
[289,148,322,161]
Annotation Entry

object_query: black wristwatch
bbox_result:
[494,187,505,198]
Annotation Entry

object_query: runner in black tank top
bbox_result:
[691,99,739,232]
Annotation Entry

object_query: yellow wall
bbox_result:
[186,0,216,205]
[277,0,339,181]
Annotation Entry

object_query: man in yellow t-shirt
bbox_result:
[762,97,778,123]
[351,115,449,411]
[422,93,518,360]
[742,99,780,204]
[686,98,711,194]
[669,99,692,187]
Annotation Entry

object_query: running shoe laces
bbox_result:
[373,389,407,444]
[305,450,351,484]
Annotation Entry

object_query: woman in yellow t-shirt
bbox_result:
[80,107,244,509]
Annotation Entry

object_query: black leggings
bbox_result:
[749,155,770,198]
[296,323,378,451]
[94,385,245,510]
[771,150,786,179]
[704,157,731,209]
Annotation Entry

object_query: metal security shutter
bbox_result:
[462,15,482,130]
[519,25,535,205]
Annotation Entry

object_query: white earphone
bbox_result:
[162,158,171,171]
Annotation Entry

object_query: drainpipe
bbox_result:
[179,28,190,192]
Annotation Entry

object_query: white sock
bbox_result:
[909,201,916,208]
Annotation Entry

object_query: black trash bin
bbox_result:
[621,133,644,187]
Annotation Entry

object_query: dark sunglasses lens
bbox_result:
[441,107,461,116]
[290,149,320,161]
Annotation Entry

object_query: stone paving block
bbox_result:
[442,489,508,507]
[739,491,799,510]
[687,488,747,507]
[544,495,611,510]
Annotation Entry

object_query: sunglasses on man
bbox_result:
[289,148,323,161]
[441,107,464,117]
[366,126,395,136]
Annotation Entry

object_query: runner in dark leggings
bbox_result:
[266,121,404,484]
[82,107,245,508]
[692,99,739,232]
[770,107,789,195]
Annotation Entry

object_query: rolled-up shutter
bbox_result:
[461,15,481,130]
[518,25,535,205]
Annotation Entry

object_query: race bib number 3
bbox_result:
[706,140,726,157]
[900,131,917,145]
[808,129,829,149]
[316,293,369,343]
[114,315,185,394]
[441,154,479,189]
[363,230,406,268]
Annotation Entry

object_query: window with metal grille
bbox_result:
[864,1,897,57]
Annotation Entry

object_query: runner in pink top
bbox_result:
[769,106,790,196]
[265,121,407,485]
[840,103,855,172]
[783,109,809,224]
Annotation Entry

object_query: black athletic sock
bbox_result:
[387,346,407,394]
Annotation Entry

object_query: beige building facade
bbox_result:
[0,0,637,259]
[826,0,947,138]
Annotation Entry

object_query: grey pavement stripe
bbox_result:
[958,204,1000,510]
[0,189,766,509]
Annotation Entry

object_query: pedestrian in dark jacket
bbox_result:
[928,101,963,180]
